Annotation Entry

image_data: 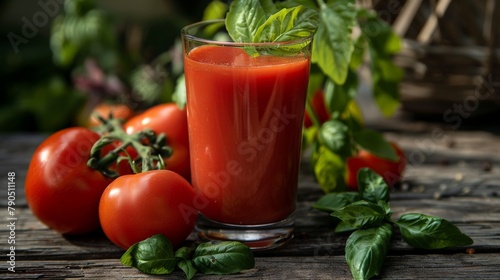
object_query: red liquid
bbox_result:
[184,45,310,225]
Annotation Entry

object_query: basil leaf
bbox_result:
[312,0,356,84]
[178,259,197,280]
[346,223,392,280]
[335,220,358,233]
[193,241,255,275]
[332,200,387,229]
[226,0,267,43]
[175,245,197,280]
[313,192,360,213]
[254,6,318,43]
[277,0,318,10]
[353,128,397,161]
[313,146,347,193]
[357,168,390,203]
[323,71,358,117]
[377,200,393,217]
[318,119,351,157]
[120,234,178,275]
[396,213,474,249]
[258,0,278,16]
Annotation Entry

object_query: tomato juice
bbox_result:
[184,45,310,225]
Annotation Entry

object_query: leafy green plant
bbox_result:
[314,168,473,279]
[51,0,185,117]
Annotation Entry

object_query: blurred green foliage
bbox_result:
[0,0,210,132]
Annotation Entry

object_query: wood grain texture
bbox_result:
[0,130,499,279]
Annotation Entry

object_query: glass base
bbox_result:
[195,213,295,251]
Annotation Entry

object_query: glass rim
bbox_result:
[181,19,314,47]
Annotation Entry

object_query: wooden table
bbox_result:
[1,122,499,279]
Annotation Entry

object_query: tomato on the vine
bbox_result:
[99,170,197,249]
[25,127,111,235]
[124,103,191,180]
[347,142,406,190]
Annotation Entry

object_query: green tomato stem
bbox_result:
[87,117,172,178]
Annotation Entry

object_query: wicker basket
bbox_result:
[368,0,500,118]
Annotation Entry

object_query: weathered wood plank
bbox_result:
[1,254,499,279]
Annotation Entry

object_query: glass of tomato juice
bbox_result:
[181,20,313,250]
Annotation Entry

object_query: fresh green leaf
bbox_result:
[323,71,358,117]
[353,128,397,161]
[357,168,390,203]
[396,213,474,249]
[312,0,356,84]
[193,241,255,275]
[377,201,393,217]
[332,200,387,229]
[177,259,197,280]
[258,0,279,16]
[346,223,392,280]
[175,245,197,280]
[254,6,318,44]
[120,234,178,275]
[313,192,360,213]
[313,146,347,193]
[335,220,358,233]
[226,0,267,43]
[277,0,319,10]
[318,119,351,157]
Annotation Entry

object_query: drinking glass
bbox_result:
[182,19,313,250]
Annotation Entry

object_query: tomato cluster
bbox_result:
[25,103,196,249]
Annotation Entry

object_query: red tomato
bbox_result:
[25,127,111,235]
[347,142,406,190]
[304,89,330,128]
[124,104,191,181]
[99,170,197,249]
[345,155,371,189]
[88,103,135,127]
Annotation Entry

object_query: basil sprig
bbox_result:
[121,234,255,279]
[225,0,318,56]
[313,168,474,280]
